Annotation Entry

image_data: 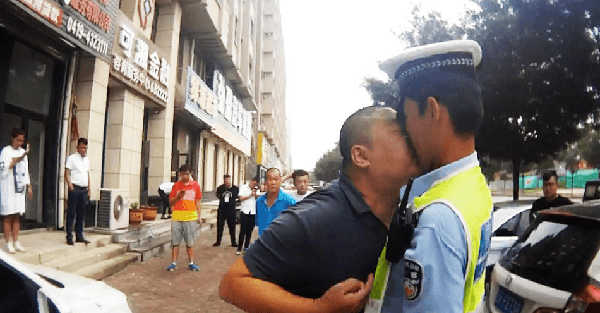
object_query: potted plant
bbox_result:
[129,202,143,224]
[139,203,158,221]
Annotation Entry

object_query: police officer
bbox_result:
[366,40,493,313]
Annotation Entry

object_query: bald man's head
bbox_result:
[339,106,398,171]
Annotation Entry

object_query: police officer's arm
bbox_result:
[219,258,373,313]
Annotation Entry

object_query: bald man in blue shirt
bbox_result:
[255,168,296,236]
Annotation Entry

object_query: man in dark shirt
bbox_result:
[219,106,419,312]
[531,170,573,220]
[213,174,240,247]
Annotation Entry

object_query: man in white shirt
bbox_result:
[236,178,258,255]
[284,170,313,202]
[64,138,90,245]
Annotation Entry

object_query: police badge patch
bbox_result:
[404,259,423,301]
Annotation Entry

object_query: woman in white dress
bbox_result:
[0,128,32,253]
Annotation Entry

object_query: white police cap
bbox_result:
[379,39,482,81]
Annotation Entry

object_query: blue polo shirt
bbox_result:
[255,190,296,236]
[244,173,388,299]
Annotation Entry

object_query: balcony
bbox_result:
[261,93,274,115]
[260,114,275,140]
[180,0,253,106]
[261,76,274,94]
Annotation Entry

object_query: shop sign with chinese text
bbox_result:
[185,66,215,127]
[111,11,170,106]
[213,69,252,140]
[12,0,117,61]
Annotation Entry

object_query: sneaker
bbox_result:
[212,242,221,247]
[166,263,177,271]
[236,250,242,255]
[6,242,15,254]
[188,263,199,271]
[13,242,25,252]
[231,242,238,248]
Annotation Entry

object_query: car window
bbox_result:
[0,260,40,313]
[499,217,600,293]
[493,210,531,237]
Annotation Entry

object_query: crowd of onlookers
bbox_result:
[163,166,315,270]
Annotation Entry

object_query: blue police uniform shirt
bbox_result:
[244,173,388,299]
[381,153,480,312]
[255,189,296,236]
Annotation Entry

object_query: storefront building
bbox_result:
[0,0,290,230]
[173,0,255,191]
[0,0,118,229]
[0,0,179,229]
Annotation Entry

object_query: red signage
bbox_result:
[68,0,110,32]
[18,0,63,27]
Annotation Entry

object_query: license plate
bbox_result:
[494,286,524,313]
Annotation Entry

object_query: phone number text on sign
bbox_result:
[66,16,109,56]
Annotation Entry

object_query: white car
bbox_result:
[0,249,132,313]
[484,202,600,313]
[488,200,535,269]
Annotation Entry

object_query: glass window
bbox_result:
[499,217,600,292]
[494,210,531,237]
[5,42,54,115]
[0,260,40,313]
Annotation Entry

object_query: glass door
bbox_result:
[0,39,60,229]
[24,120,44,225]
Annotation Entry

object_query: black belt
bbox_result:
[73,185,87,190]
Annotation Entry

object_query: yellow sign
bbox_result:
[256,133,264,164]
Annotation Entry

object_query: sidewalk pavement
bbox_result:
[103,226,249,313]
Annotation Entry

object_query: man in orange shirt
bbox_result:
[167,164,202,271]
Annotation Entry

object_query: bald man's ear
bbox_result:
[351,145,370,169]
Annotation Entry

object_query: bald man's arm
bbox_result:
[219,258,373,313]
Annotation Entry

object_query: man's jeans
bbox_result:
[66,187,88,241]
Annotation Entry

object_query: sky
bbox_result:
[280,0,473,171]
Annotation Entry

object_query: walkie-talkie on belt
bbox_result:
[386,178,414,263]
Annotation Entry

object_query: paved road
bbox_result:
[104,227,249,313]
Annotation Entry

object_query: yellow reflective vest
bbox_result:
[413,165,493,312]
[367,165,492,313]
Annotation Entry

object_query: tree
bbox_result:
[559,128,600,168]
[364,0,600,199]
[314,142,342,183]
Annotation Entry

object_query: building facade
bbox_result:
[0,0,290,230]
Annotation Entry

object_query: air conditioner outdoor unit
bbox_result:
[96,188,129,230]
